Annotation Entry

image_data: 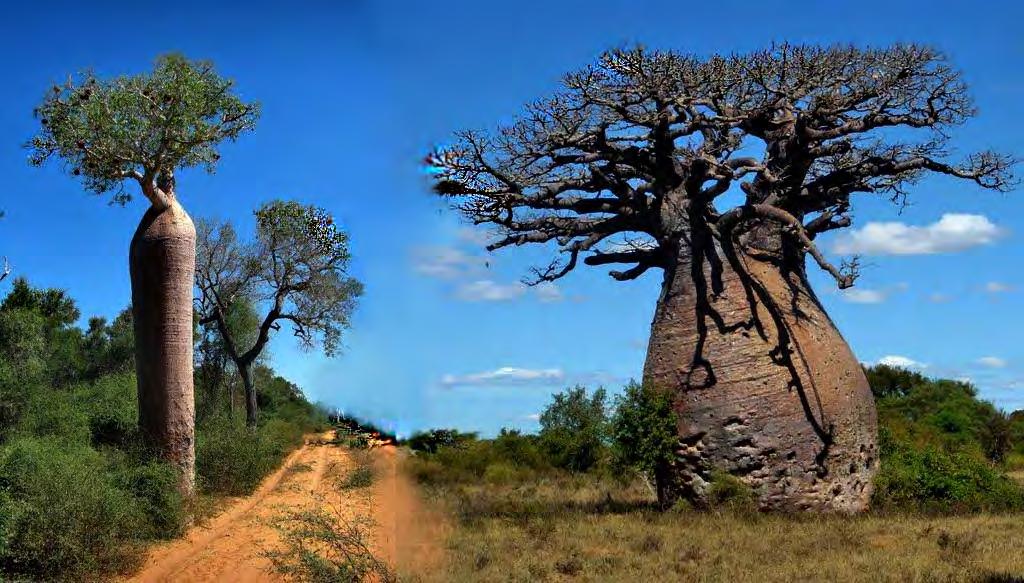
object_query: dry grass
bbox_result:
[412,472,1024,582]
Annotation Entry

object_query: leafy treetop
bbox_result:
[195,200,362,365]
[29,54,259,210]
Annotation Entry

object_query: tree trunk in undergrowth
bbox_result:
[130,200,197,497]
[240,361,258,429]
[643,225,877,512]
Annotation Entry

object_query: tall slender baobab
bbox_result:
[29,55,259,495]
[195,201,362,428]
[428,44,1015,511]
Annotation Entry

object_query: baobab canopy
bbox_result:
[28,54,259,209]
[428,44,1015,289]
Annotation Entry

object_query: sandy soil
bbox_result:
[127,433,444,582]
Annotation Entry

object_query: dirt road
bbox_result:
[129,433,444,582]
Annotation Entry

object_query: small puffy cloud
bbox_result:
[455,279,526,302]
[535,282,564,303]
[985,281,1015,293]
[838,283,907,304]
[524,413,541,421]
[928,293,953,303]
[839,288,888,304]
[441,367,565,388]
[976,356,1008,368]
[877,355,928,369]
[412,246,487,279]
[457,227,495,246]
[833,214,1004,256]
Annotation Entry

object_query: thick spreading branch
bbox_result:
[428,43,1016,289]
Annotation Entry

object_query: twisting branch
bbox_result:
[717,204,858,289]
[428,43,1016,287]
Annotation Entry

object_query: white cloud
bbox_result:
[928,293,953,303]
[833,214,1004,256]
[877,355,928,369]
[977,356,1008,368]
[535,282,564,303]
[455,279,526,301]
[839,288,888,304]
[412,246,488,279]
[524,413,541,421]
[457,227,495,246]
[985,281,1015,293]
[441,367,565,388]
[838,282,908,304]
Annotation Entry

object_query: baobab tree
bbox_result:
[195,201,362,427]
[427,44,1015,511]
[29,55,259,495]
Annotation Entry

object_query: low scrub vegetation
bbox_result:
[264,501,395,583]
[407,365,1024,580]
[0,278,327,580]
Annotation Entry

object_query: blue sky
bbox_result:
[1,1,1021,437]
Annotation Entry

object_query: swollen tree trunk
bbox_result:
[130,200,197,497]
[239,360,258,428]
[643,228,878,512]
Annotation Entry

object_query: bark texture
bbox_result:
[130,201,197,496]
[643,231,877,512]
[240,362,258,428]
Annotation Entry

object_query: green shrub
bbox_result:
[706,469,757,512]
[75,372,138,447]
[873,429,1024,512]
[538,386,609,473]
[113,461,185,539]
[340,465,375,489]
[196,414,313,496]
[610,382,676,481]
[264,504,395,583]
[406,428,478,453]
[0,437,145,580]
[15,388,90,445]
[483,462,518,485]
[196,416,279,495]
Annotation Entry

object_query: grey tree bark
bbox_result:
[643,228,877,512]
[130,200,197,496]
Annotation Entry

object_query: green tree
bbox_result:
[538,386,608,472]
[195,298,260,420]
[0,278,85,387]
[610,382,678,505]
[28,54,259,494]
[195,201,362,427]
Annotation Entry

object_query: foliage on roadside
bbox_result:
[0,278,327,580]
[264,501,395,583]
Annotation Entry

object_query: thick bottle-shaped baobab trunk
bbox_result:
[643,229,878,512]
[130,200,197,496]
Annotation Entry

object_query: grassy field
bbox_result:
[411,471,1024,582]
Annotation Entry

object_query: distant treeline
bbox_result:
[407,367,1024,513]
